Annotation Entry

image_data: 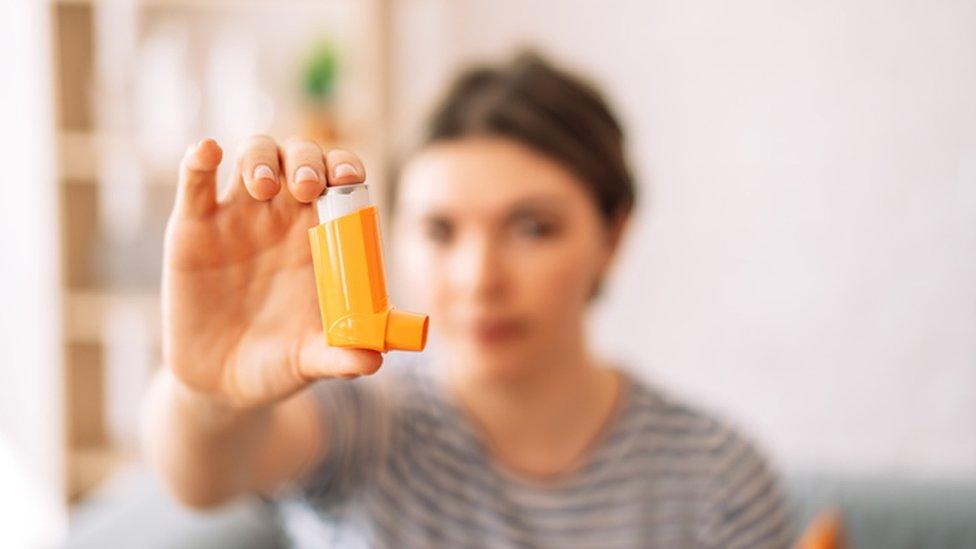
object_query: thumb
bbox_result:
[296,334,384,381]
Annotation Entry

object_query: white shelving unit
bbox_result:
[49,0,393,504]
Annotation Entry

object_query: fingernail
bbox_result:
[333,162,359,180]
[253,164,275,181]
[295,166,320,184]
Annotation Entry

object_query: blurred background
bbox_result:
[0,0,973,547]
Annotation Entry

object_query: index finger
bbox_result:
[324,149,367,187]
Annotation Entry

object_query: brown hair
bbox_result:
[391,51,636,223]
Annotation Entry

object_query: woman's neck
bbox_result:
[443,330,624,480]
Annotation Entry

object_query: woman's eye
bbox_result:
[514,218,558,238]
[423,219,454,243]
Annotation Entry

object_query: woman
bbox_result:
[145,53,792,548]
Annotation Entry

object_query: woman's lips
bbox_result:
[468,317,528,344]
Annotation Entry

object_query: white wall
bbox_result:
[393,0,976,477]
[0,1,67,546]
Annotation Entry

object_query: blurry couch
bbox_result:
[786,473,976,548]
[64,466,976,548]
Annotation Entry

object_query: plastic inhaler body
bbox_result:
[307,183,428,353]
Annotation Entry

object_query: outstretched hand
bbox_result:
[163,135,382,409]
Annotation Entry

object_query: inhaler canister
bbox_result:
[307,183,428,353]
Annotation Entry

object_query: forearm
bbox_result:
[141,368,273,508]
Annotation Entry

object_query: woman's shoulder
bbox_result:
[618,370,792,545]
[617,370,774,468]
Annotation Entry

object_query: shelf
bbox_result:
[64,290,161,345]
[67,446,137,503]
[58,131,98,183]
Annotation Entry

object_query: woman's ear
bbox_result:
[603,207,631,266]
[588,208,632,301]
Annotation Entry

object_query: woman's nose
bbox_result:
[449,236,507,303]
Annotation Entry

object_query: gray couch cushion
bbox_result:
[64,466,283,549]
[786,473,976,549]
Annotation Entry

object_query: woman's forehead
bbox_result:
[398,138,588,215]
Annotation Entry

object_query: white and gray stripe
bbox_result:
[276,365,792,548]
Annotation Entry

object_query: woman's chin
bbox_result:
[450,340,538,383]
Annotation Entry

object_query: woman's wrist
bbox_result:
[160,368,271,435]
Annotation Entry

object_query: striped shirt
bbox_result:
[275,363,792,548]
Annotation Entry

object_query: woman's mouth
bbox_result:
[468,317,528,345]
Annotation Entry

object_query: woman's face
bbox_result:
[393,137,621,380]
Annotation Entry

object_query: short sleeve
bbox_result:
[698,429,795,549]
[290,376,396,509]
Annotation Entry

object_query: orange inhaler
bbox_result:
[307,183,428,353]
